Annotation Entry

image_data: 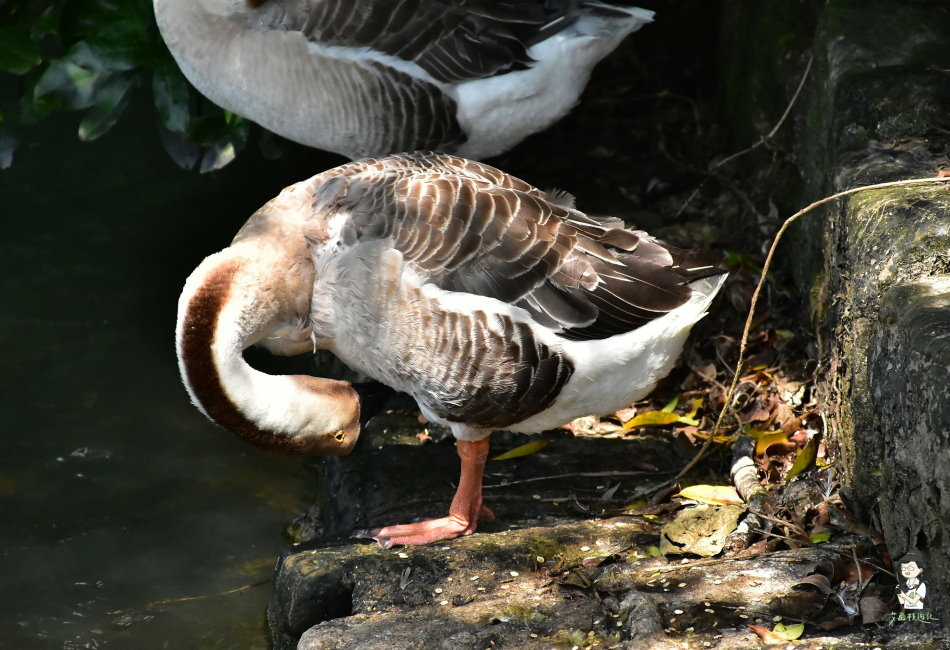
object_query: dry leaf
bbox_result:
[859,596,890,624]
[492,439,549,461]
[785,434,819,482]
[772,622,804,640]
[748,624,785,644]
[660,503,744,556]
[621,410,683,430]
[794,573,832,595]
[676,484,744,506]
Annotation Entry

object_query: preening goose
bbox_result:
[176,152,727,547]
[152,0,653,160]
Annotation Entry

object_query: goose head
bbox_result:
[175,182,361,455]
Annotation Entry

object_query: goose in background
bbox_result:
[153,0,653,160]
[176,152,726,548]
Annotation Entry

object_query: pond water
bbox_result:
[0,105,348,648]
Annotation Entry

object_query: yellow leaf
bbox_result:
[492,439,549,461]
[683,397,705,420]
[772,622,804,640]
[621,410,682,431]
[622,497,648,511]
[785,437,818,482]
[747,429,788,455]
[676,484,744,506]
[809,532,831,544]
[661,395,680,412]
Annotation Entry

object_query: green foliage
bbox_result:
[0,0,248,171]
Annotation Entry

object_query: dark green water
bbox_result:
[0,103,346,649]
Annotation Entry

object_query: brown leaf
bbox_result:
[748,624,786,645]
[794,573,833,595]
[860,596,891,624]
[817,617,854,631]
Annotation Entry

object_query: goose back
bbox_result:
[153,0,653,159]
[302,153,725,435]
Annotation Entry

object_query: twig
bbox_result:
[484,469,674,489]
[711,56,814,170]
[675,56,814,218]
[144,579,270,608]
[666,175,950,488]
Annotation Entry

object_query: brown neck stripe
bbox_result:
[178,260,318,454]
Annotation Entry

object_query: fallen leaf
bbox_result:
[661,395,680,412]
[748,624,785,644]
[676,484,744,506]
[794,573,832,594]
[683,397,705,420]
[772,622,804,640]
[660,503,744,556]
[621,410,682,430]
[785,435,819,482]
[808,532,831,544]
[859,596,890,624]
[492,439,549,461]
[747,428,788,456]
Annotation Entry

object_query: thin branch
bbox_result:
[144,579,270,608]
[676,55,814,217]
[670,175,950,484]
[484,469,674,489]
[711,55,814,170]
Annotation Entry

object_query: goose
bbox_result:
[152,0,653,160]
[176,152,727,548]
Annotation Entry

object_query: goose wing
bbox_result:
[310,153,725,341]
[251,0,618,84]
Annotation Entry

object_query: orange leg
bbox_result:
[364,437,494,549]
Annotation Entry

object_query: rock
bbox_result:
[792,0,950,619]
[272,515,938,650]
[272,518,657,650]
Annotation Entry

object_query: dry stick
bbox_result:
[145,579,270,608]
[675,56,814,218]
[671,175,950,485]
[711,56,813,171]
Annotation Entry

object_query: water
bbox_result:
[0,104,345,649]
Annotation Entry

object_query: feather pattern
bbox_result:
[153,0,653,159]
[176,152,727,547]
[307,153,724,342]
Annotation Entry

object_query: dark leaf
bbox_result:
[78,72,135,140]
[34,59,98,109]
[199,136,240,173]
[89,16,155,70]
[31,4,64,39]
[159,128,201,170]
[0,126,17,169]
[152,63,192,134]
[0,26,42,74]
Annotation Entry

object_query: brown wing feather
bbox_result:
[312,153,725,341]
[277,0,564,84]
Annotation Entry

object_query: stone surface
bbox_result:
[792,0,950,619]
[272,516,873,650]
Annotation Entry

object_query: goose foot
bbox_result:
[359,437,493,548]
